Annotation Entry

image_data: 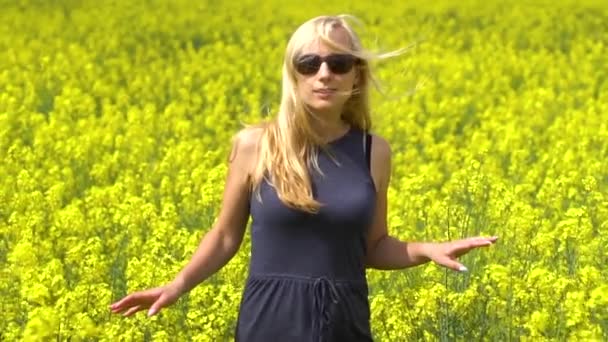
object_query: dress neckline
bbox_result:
[326,125,353,145]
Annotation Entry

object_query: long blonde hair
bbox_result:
[248,14,405,213]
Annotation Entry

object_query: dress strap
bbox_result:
[364,131,372,170]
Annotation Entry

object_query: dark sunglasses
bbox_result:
[293,53,359,75]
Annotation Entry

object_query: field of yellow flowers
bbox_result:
[2,0,607,340]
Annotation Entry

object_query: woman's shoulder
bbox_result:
[227,125,265,174]
[367,132,392,187]
[232,125,264,152]
[367,131,391,160]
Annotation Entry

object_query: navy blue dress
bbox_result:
[235,127,376,342]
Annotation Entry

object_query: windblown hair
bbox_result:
[246,14,406,213]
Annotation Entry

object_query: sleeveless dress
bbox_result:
[235,127,376,342]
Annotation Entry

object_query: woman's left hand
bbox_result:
[425,236,498,272]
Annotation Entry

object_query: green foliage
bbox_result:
[1,0,607,340]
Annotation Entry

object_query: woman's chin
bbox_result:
[308,100,340,113]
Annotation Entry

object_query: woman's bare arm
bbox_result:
[170,128,260,295]
[109,128,261,317]
[363,135,497,271]
[363,134,428,269]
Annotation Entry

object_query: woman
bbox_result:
[109,14,498,341]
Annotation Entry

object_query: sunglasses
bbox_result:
[293,53,359,75]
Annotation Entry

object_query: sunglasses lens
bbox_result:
[295,55,321,75]
[327,55,355,74]
[294,54,357,75]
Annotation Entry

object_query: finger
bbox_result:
[110,300,131,313]
[469,238,494,248]
[478,236,499,244]
[110,294,137,311]
[450,239,491,257]
[470,236,498,245]
[454,236,499,258]
[436,257,468,272]
[148,307,158,317]
[148,292,174,317]
[111,292,153,312]
[123,304,144,317]
[110,305,126,314]
[112,304,134,314]
[148,301,163,317]
[458,237,495,251]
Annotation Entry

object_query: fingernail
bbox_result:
[148,308,155,317]
[459,266,468,272]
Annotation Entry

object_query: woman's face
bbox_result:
[293,27,358,117]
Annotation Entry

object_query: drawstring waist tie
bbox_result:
[246,272,367,342]
[312,276,340,342]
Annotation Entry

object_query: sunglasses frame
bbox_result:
[293,53,360,76]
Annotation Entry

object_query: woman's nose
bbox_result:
[317,62,331,79]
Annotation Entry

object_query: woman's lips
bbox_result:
[314,88,336,94]
[314,88,336,98]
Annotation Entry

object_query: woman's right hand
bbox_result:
[109,281,184,317]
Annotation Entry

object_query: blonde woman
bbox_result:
[110,15,498,341]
